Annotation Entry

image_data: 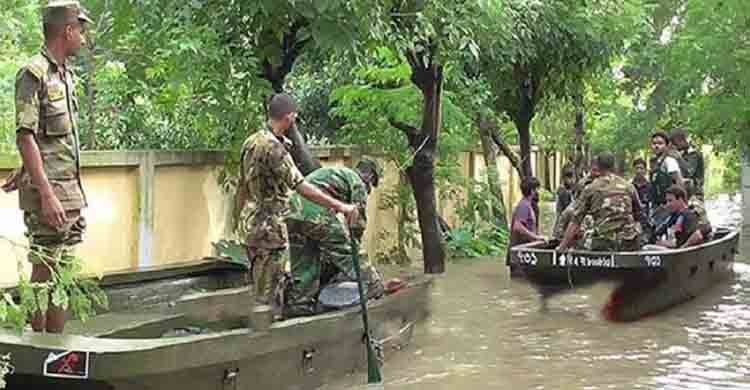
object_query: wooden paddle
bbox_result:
[350,230,383,386]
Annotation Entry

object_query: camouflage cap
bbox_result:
[356,157,383,187]
[44,0,93,25]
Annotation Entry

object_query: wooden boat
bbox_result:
[508,228,739,321]
[2,259,432,390]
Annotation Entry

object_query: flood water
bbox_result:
[325,195,749,390]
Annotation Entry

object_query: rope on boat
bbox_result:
[567,263,574,288]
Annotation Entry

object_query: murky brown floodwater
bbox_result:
[325,195,749,390]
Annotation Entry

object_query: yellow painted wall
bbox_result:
[0,148,563,283]
[0,167,139,285]
[78,168,140,274]
[153,165,232,266]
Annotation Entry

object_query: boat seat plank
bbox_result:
[65,312,185,337]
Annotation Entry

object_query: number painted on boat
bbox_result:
[516,251,538,265]
[643,255,663,267]
[554,253,616,268]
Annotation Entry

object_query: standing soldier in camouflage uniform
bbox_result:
[285,158,384,317]
[236,93,358,320]
[12,1,92,333]
[557,153,642,252]
[670,129,705,200]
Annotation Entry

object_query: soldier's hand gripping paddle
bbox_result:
[349,227,383,387]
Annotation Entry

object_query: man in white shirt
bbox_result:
[649,131,686,207]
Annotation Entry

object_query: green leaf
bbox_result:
[0,300,7,323]
[51,287,69,311]
[36,286,49,314]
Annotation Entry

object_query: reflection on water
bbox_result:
[324,196,748,390]
[707,194,743,230]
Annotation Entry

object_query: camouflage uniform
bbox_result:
[15,47,88,264]
[681,146,705,199]
[240,129,305,311]
[688,195,712,238]
[553,202,575,241]
[285,166,382,317]
[571,173,642,251]
[553,201,594,242]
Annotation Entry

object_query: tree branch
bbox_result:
[389,118,420,135]
[480,117,524,178]
[405,48,421,70]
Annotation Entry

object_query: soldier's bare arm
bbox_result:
[17,133,66,228]
[296,181,359,226]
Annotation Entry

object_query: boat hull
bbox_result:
[509,229,739,321]
[3,260,432,390]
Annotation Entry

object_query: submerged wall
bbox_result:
[0,147,562,284]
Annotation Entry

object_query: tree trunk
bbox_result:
[478,115,509,227]
[404,63,446,274]
[573,93,586,178]
[287,125,322,176]
[486,121,524,179]
[543,150,553,191]
[515,114,533,178]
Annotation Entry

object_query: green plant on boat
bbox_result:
[0,236,109,333]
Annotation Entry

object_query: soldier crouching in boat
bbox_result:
[556,152,642,252]
[284,158,385,318]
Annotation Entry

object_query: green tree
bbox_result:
[330,47,472,266]
[375,0,486,273]
[0,1,43,152]
[475,0,639,177]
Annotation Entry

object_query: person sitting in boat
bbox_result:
[555,166,576,220]
[507,176,547,276]
[632,158,652,220]
[284,158,385,318]
[684,181,713,245]
[556,152,642,252]
[670,128,705,200]
[648,185,704,249]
